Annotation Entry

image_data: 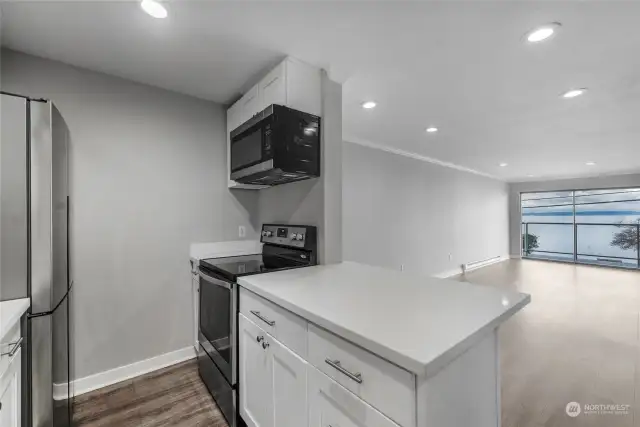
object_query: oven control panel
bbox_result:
[261,224,316,249]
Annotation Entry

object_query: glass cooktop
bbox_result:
[200,252,309,282]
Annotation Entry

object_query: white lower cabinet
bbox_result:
[239,313,273,427]
[239,291,403,427]
[308,365,399,427]
[239,313,308,427]
[0,348,22,427]
[271,335,307,427]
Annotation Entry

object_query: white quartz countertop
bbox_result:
[238,261,530,377]
[190,240,262,261]
[1,298,30,341]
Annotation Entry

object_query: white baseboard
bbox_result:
[53,346,196,400]
[433,255,511,279]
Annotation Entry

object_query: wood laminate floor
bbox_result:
[457,259,640,427]
[73,359,228,427]
[75,259,640,427]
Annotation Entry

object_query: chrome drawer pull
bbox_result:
[1,337,23,357]
[250,310,275,326]
[325,358,363,384]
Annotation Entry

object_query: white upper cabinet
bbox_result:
[227,57,322,189]
[244,57,322,118]
[228,56,322,131]
[238,85,261,126]
[258,62,287,113]
[281,58,322,117]
[227,101,243,135]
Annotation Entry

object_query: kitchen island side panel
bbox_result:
[417,329,499,427]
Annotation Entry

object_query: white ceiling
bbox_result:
[2,1,640,182]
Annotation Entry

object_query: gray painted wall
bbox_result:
[1,49,259,379]
[342,141,509,276]
[508,173,640,256]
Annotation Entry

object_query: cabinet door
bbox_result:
[227,101,242,133]
[308,365,398,427]
[239,85,260,124]
[0,348,22,427]
[239,314,273,427]
[259,62,286,111]
[270,336,307,427]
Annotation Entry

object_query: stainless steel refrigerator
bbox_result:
[1,92,74,427]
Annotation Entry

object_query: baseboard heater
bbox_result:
[462,256,502,273]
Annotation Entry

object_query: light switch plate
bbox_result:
[238,226,246,238]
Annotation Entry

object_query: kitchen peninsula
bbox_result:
[237,261,530,427]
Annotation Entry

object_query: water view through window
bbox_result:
[521,188,640,269]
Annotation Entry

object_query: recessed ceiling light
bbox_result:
[586,161,596,166]
[562,88,587,99]
[499,163,508,167]
[141,0,167,19]
[361,101,377,109]
[525,22,561,43]
[426,127,438,133]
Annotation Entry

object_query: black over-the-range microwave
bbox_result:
[230,104,321,186]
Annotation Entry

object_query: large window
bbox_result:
[521,188,640,269]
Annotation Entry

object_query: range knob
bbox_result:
[290,233,298,240]
[263,230,273,237]
[296,234,305,241]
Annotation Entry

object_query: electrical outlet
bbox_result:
[238,226,246,238]
[400,264,405,272]
[448,253,453,261]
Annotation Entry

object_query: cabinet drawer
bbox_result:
[239,287,307,358]
[308,324,415,427]
[308,365,400,427]
[0,321,21,379]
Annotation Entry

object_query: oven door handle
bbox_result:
[198,268,232,290]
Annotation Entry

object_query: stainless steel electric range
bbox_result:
[197,224,317,427]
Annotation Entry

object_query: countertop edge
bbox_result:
[238,279,531,377]
[190,240,262,261]
[1,298,30,341]
[421,292,531,378]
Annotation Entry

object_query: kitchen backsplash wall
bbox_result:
[0,48,258,379]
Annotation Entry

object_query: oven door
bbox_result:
[230,113,274,181]
[198,267,237,385]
